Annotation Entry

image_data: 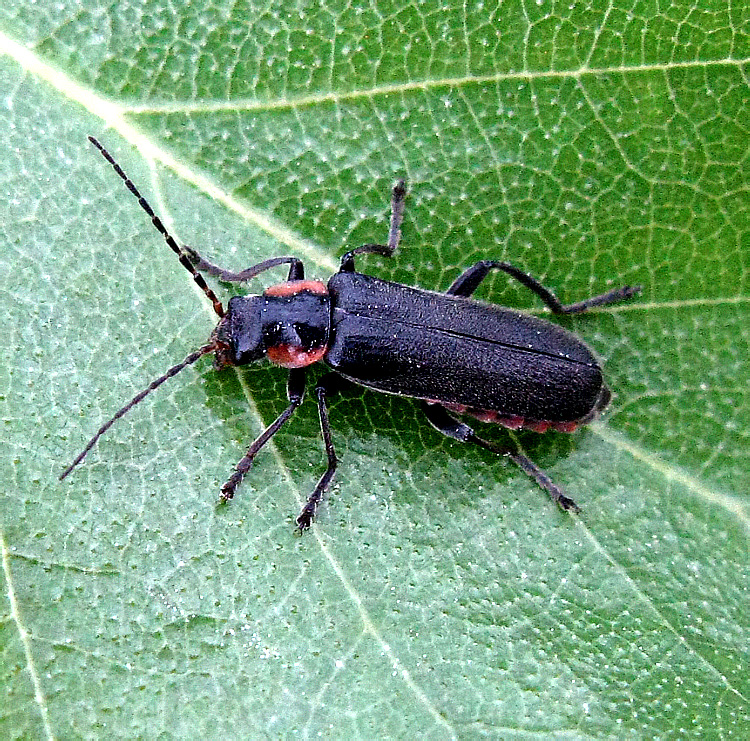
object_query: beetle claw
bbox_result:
[557,495,581,513]
[296,508,314,532]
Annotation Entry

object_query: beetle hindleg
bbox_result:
[339,180,407,272]
[185,249,305,282]
[296,373,342,531]
[421,402,580,512]
[220,368,306,502]
[446,260,641,314]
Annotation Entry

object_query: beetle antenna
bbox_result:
[88,136,225,317]
[60,342,221,480]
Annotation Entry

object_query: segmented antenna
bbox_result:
[87,136,225,317]
[60,342,222,480]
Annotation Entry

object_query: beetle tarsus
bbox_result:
[219,480,238,502]
[505,447,580,513]
[219,369,306,503]
[388,179,407,252]
[339,180,407,272]
[556,284,643,314]
[556,494,581,513]
[296,505,315,531]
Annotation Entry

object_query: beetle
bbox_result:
[62,136,641,530]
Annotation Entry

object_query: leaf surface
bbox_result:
[1,2,748,738]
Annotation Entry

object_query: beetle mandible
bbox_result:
[62,137,641,530]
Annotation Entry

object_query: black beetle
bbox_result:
[62,137,641,529]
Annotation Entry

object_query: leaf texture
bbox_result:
[1,1,748,738]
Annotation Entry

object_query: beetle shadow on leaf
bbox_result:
[169,355,595,529]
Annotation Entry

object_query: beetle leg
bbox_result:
[296,374,342,531]
[220,368,306,502]
[446,260,641,314]
[339,180,407,272]
[184,249,305,282]
[421,402,580,512]
[385,179,407,252]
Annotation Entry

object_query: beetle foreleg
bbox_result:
[446,260,640,314]
[339,180,407,272]
[296,374,341,531]
[184,249,305,282]
[421,402,580,512]
[220,368,306,502]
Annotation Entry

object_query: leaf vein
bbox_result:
[2,531,56,741]
[121,57,750,115]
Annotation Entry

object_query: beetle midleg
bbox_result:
[421,402,580,512]
[184,249,305,282]
[339,180,407,272]
[296,373,341,531]
[220,367,306,502]
[446,260,641,313]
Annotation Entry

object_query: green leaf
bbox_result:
[1,2,748,738]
